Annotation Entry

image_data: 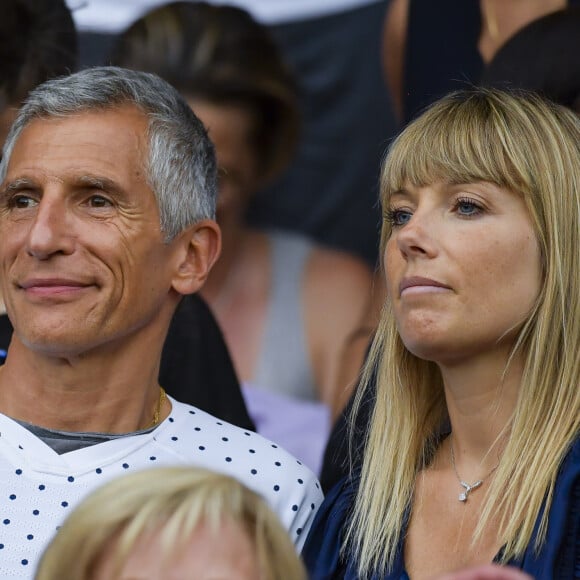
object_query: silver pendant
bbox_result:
[458,480,482,502]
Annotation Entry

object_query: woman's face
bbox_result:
[384,181,542,364]
[187,98,260,228]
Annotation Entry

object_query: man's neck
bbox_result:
[0,336,167,434]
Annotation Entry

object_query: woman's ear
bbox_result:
[171,219,222,295]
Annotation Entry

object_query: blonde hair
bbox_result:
[347,89,580,577]
[35,467,306,580]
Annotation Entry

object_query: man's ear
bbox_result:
[171,219,221,295]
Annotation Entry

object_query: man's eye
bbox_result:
[10,195,38,209]
[88,195,112,208]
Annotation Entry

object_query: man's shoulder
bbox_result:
[163,399,324,549]
[164,398,322,488]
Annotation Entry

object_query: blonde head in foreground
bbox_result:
[35,467,307,580]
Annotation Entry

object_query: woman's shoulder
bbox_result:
[519,436,580,577]
[550,436,580,577]
[302,473,360,579]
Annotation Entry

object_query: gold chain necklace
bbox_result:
[149,387,166,428]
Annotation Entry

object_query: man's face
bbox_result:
[0,106,185,357]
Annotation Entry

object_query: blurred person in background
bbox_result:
[111,1,374,473]
[383,0,579,125]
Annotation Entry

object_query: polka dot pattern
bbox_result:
[0,398,323,577]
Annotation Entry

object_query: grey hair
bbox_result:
[0,66,217,241]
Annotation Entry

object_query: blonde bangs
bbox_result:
[387,96,528,193]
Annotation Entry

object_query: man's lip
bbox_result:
[18,278,91,290]
[399,276,451,295]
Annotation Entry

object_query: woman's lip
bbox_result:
[399,276,451,296]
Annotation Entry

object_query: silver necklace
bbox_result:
[450,443,499,503]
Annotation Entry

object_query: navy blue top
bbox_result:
[303,437,580,579]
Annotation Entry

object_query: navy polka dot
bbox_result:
[21,559,28,566]
[18,445,23,450]
[296,528,303,535]
[296,460,303,465]
[0,400,324,568]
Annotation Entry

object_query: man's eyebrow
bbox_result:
[3,177,38,193]
[75,175,124,194]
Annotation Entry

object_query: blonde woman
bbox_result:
[35,467,307,580]
[303,88,580,579]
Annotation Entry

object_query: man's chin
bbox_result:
[16,329,100,360]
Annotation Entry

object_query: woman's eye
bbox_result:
[455,197,483,217]
[385,208,413,227]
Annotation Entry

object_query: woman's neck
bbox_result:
[438,347,522,468]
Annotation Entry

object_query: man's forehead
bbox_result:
[2,106,155,206]
[8,106,149,171]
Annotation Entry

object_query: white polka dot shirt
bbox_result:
[0,397,323,578]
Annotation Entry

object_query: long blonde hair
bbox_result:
[347,89,580,577]
[35,467,306,580]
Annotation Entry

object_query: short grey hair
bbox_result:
[0,66,217,241]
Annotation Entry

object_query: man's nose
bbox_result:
[26,196,75,260]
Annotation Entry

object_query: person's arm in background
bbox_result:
[382,0,409,123]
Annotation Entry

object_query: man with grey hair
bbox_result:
[0,66,322,577]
